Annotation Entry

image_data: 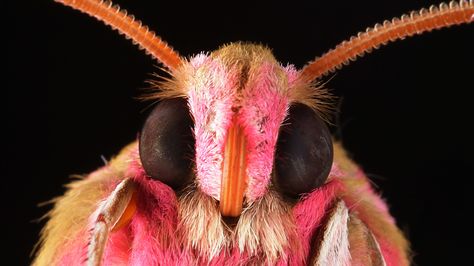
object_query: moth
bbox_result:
[35,0,473,265]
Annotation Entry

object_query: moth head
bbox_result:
[139,43,334,217]
[56,0,474,220]
[48,1,472,264]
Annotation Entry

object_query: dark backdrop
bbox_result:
[8,0,473,265]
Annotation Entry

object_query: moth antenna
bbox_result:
[301,0,473,81]
[56,0,183,71]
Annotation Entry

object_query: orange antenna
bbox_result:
[56,0,183,71]
[301,0,473,81]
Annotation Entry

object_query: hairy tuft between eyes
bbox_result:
[177,186,301,263]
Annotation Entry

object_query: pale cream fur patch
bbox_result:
[177,187,300,263]
[312,200,351,266]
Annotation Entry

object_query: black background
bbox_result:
[8,0,473,265]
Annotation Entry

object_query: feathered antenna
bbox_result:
[301,0,473,81]
[56,0,183,71]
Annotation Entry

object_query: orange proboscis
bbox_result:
[112,191,137,232]
[220,117,248,217]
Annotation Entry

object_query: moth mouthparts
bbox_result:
[220,116,248,217]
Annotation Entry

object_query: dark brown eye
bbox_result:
[274,104,333,198]
[139,98,195,189]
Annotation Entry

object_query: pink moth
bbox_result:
[35,0,473,265]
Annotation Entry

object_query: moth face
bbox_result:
[140,43,333,217]
[39,1,472,263]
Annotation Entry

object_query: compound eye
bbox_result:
[139,98,195,189]
[274,104,333,198]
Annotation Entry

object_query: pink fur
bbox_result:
[187,54,237,200]
[284,64,300,87]
[57,230,87,265]
[102,228,132,265]
[56,149,405,265]
[239,62,289,200]
[292,177,344,264]
[186,55,292,201]
[54,55,407,265]
[128,155,181,265]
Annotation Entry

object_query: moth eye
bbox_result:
[139,98,195,189]
[274,104,333,198]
